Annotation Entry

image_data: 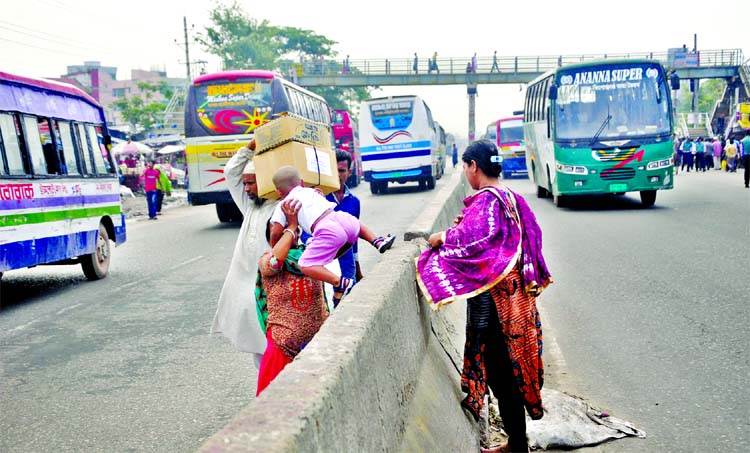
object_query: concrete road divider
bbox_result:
[199,170,477,452]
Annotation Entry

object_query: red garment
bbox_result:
[143,168,160,192]
[460,268,544,420]
[256,328,293,396]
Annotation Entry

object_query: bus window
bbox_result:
[54,120,80,175]
[302,95,316,121]
[283,87,298,115]
[87,124,109,174]
[0,113,26,175]
[22,116,50,175]
[75,123,95,174]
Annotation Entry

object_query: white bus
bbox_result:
[359,95,441,194]
[0,71,126,280]
[184,70,332,222]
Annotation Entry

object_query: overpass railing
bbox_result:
[279,49,745,78]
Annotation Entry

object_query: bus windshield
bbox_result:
[499,119,524,145]
[555,63,670,142]
[485,123,497,141]
[191,78,273,136]
[370,100,414,130]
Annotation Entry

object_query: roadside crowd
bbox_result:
[674,132,750,188]
[209,139,552,452]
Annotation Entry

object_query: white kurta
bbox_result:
[210,146,278,355]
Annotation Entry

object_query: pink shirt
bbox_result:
[712,141,723,157]
[143,168,160,192]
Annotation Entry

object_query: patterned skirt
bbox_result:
[460,268,544,421]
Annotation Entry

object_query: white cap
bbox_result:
[242,159,256,174]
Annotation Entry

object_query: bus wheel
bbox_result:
[81,223,111,280]
[553,193,567,208]
[379,181,389,193]
[546,166,554,199]
[536,185,548,198]
[426,176,436,190]
[216,203,242,222]
[370,181,379,195]
[640,190,657,207]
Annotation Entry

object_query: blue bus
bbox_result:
[0,71,126,280]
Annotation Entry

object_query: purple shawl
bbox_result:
[416,186,551,308]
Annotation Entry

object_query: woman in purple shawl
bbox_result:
[416,140,552,453]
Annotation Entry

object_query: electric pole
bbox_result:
[183,16,191,81]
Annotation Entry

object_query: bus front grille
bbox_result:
[600,167,635,180]
[593,148,638,162]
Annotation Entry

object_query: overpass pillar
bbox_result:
[467,83,477,141]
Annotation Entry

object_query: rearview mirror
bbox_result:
[548,84,558,101]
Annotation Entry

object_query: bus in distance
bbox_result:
[184,70,332,222]
[0,71,126,280]
[359,95,441,194]
[332,109,362,187]
[492,115,528,179]
[524,59,674,208]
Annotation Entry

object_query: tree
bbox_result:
[676,79,725,113]
[196,0,370,112]
[112,81,174,132]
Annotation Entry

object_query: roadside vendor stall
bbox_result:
[112,141,153,192]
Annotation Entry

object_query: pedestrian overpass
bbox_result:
[282,49,748,139]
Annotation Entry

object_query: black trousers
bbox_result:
[743,155,750,187]
[484,297,529,452]
[156,190,164,213]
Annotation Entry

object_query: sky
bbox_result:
[3,0,748,140]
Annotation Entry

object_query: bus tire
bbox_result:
[370,181,379,195]
[216,203,242,223]
[536,185,548,198]
[553,193,567,208]
[426,176,436,190]
[81,223,111,280]
[640,190,657,207]
[379,181,388,194]
[546,166,554,199]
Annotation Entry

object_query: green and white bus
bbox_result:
[524,59,675,208]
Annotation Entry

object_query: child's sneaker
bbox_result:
[372,235,395,253]
[333,276,355,297]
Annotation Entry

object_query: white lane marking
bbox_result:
[56,303,82,315]
[172,256,203,270]
[116,280,142,291]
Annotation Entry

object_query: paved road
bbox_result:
[2,166,747,452]
[0,169,454,453]
[501,169,749,452]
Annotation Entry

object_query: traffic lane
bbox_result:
[503,173,749,452]
[349,171,454,271]
[0,204,256,453]
[0,175,452,453]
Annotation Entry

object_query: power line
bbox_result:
[0,35,91,58]
[0,23,103,53]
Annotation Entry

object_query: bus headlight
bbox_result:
[556,163,588,175]
[647,158,673,170]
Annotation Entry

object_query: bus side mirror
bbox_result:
[548,84,558,101]
[670,73,680,90]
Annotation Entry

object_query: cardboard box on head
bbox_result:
[254,141,339,200]
[254,113,332,153]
